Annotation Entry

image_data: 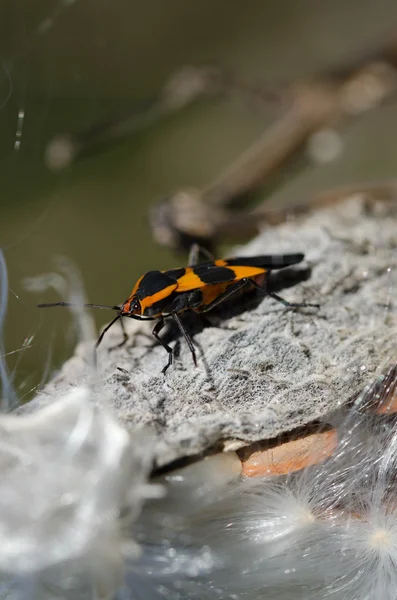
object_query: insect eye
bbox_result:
[131,297,141,313]
[121,297,141,315]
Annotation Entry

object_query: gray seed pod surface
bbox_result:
[22,198,397,467]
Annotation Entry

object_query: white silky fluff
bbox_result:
[0,386,161,600]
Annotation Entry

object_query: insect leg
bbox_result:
[107,317,129,351]
[200,278,320,313]
[95,314,121,349]
[250,283,320,309]
[268,291,319,309]
[92,314,122,368]
[188,243,214,267]
[200,278,252,313]
[171,310,197,367]
[119,318,128,345]
[152,318,174,374]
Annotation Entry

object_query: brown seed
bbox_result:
[375,393,397,415]
[239,424,338,477]
[361,364,397,415]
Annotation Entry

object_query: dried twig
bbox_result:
[150,53,397,251]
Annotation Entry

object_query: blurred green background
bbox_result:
[1,0,397,398]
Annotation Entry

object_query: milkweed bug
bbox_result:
[38,248,319,374]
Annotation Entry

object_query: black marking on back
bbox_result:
[136,271,176,300]
[164,267,186,280]
[193,264,236,284]
[224,253,304,270]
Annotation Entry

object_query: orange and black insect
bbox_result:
[38,249,318,373]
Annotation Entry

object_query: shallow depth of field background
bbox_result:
[1,0,397,396]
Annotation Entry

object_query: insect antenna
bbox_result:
[38,302,124,352]
[37,301,121,310]
[95,314,122,349]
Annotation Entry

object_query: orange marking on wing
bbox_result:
[229,265,267,280]
[239,426,337,477]
[214,259,228,267]
[175,268,207,291]
[176,265,266,292]
[139,283,178,312]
